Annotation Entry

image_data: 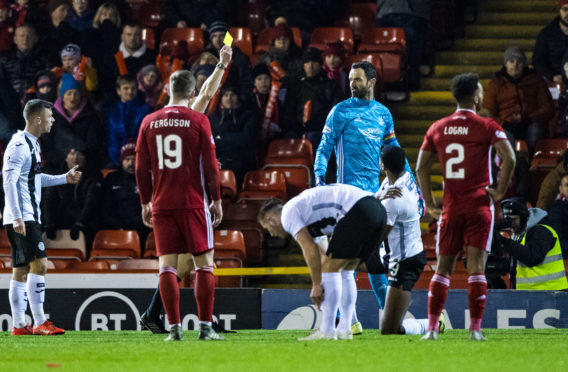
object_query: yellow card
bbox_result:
[223,32,233,46]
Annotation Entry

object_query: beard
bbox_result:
[351,85,370,99]
[560,17,568,27]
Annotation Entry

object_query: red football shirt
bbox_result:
[420,109,508,211]
[135,105,220,211]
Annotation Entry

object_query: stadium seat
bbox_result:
[355,271,372,290]
[532,139,568,163]
[49,259,70,270]
[128,0,164,28]
[214,230,246,262]
[264,138,314,168]
[309,27,354,53]
[421,233,437,260]
[335,2,377,41]
[346,53,385,96]
[90,230,141,260]
[358,27,406,53]
[42,229,86,261]
[142,27,156,50]
[235,0,267,39]
[0,260,4,269]
[67,260,111,271]
[117,259,159,270]
[229,27,253,58]
[515,140,528,155]
[220,169,238,201]
[214,250,243,287]
[254,26,303,54]
[219,201,264,263]
[238,170,287,202]
[0,229,11,257]
[0,256,13,269]
[143,231,156,258]
[160,28,204,57]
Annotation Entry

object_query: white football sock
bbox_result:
[320,272,341,335]
[26,273,47,326]
[402,318,428,335]
[338,270,357,333]
[9,280,28,328]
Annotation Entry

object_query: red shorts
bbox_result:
[152,209,213,256]
[436,205,494,256]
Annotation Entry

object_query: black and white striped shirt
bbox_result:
[2,131,67,224]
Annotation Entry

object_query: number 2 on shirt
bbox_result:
[156,134,182,169]
[445,143,465,179]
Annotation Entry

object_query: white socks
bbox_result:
[338,270,357,334]
[26,273,47,326]
[320,272,341,335]
[402,318,429,335]
[9,280,27,328]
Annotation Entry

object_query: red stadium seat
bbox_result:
[214,251,243,287]
[219,201,264,263]
[0,259,4,269]
[347,53,385,94]
[262,165,311,198]
[515,140,528,154]
[238,170,287,202]
[101,169,117,178]
[67,260,111,271]
[421,233,437,260]
[117,259,159,270]
[0,229,11,257]
[235,0,267,39]
[254,26,302,54]
[214,230,246,262]
[143,231,156,258]
[220,169,238,201]
[0,256,13,269]
[309,27,354,53]
[336,2,377,41]
[142,27,156,50]
[229,27,253,58]
[90,230,141,260]
[160,28,204,57]
[42,229,86,260]
[128,0,164,29]
[358,27,406,53]
[355,271,372,290]
[48,259,70,270]
[350,51,401,84]
[264,138,314,169]
[532,139,568,162]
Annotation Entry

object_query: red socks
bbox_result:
[195,266,215,322]
[159,267,180,325]
[468,273,487,332]
[427,274,450,332]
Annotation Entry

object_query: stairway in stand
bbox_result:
[387,0,557,232]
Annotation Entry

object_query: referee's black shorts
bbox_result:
[6,221,46,267]
[327,196,387,261]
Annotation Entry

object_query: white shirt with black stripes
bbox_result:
[2,130,67,224]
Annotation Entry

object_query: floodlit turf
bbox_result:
[1,329,567,372]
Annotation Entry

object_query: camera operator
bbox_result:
[492,197,568,290]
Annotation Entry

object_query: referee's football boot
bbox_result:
[469,330,487,341]
[199,324,225,341]
[420,330,438,341]
[164,324,182,341]
[11,324,33,335]
[140,312,168,334]
[33,320,65,335]
[298,329,337,341]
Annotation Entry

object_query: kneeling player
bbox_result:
[258,184,390,340]
[376,146,441,335]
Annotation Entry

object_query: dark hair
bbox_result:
[258,198,284,223]
[381,145,406,175]
[169,70,196,99]
[122,22,141,32]
[351,61,376,81]
[115,74,137,89]
[23,99,53,122]
[451,73,479,103]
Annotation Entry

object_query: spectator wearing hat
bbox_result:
[0,23,49,105]
[41,73,106,173]
[102,141,151,248]
[0,0,15,54]
[51,43,98,95]
[248,63,282,157]
[547,173,568,258]
[282,47,343,150]
[163,0,232,29]
[102,74,150,167]
[322,41,349,96]
[484,46,554,153]
[24,69,57,103]
[136,64,163,110]
[69,0,94,31]
[42,0,80,66]
[194,63,215,93]
[206,20,253,100]
[208,84,258,184]
[43,148,103,248]
[257,23,303,82]
[533,0,568,84]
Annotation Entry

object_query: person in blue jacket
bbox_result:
[103,74,151,167]
[314,61,422,334]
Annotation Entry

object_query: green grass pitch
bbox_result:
[1,329,567,372]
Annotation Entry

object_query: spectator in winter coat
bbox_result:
[69,0,94,31]
[484,46,554,152]
[136,64,163,110]
[103,74,150,167]
[536,150,568,210]
[547,173,568,258]
[533,0,568,84]
[257,23,303,83]
[322,41,349,97]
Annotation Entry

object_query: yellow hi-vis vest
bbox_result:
[517,224,568,290]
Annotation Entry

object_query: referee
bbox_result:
[4,99,81,336]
